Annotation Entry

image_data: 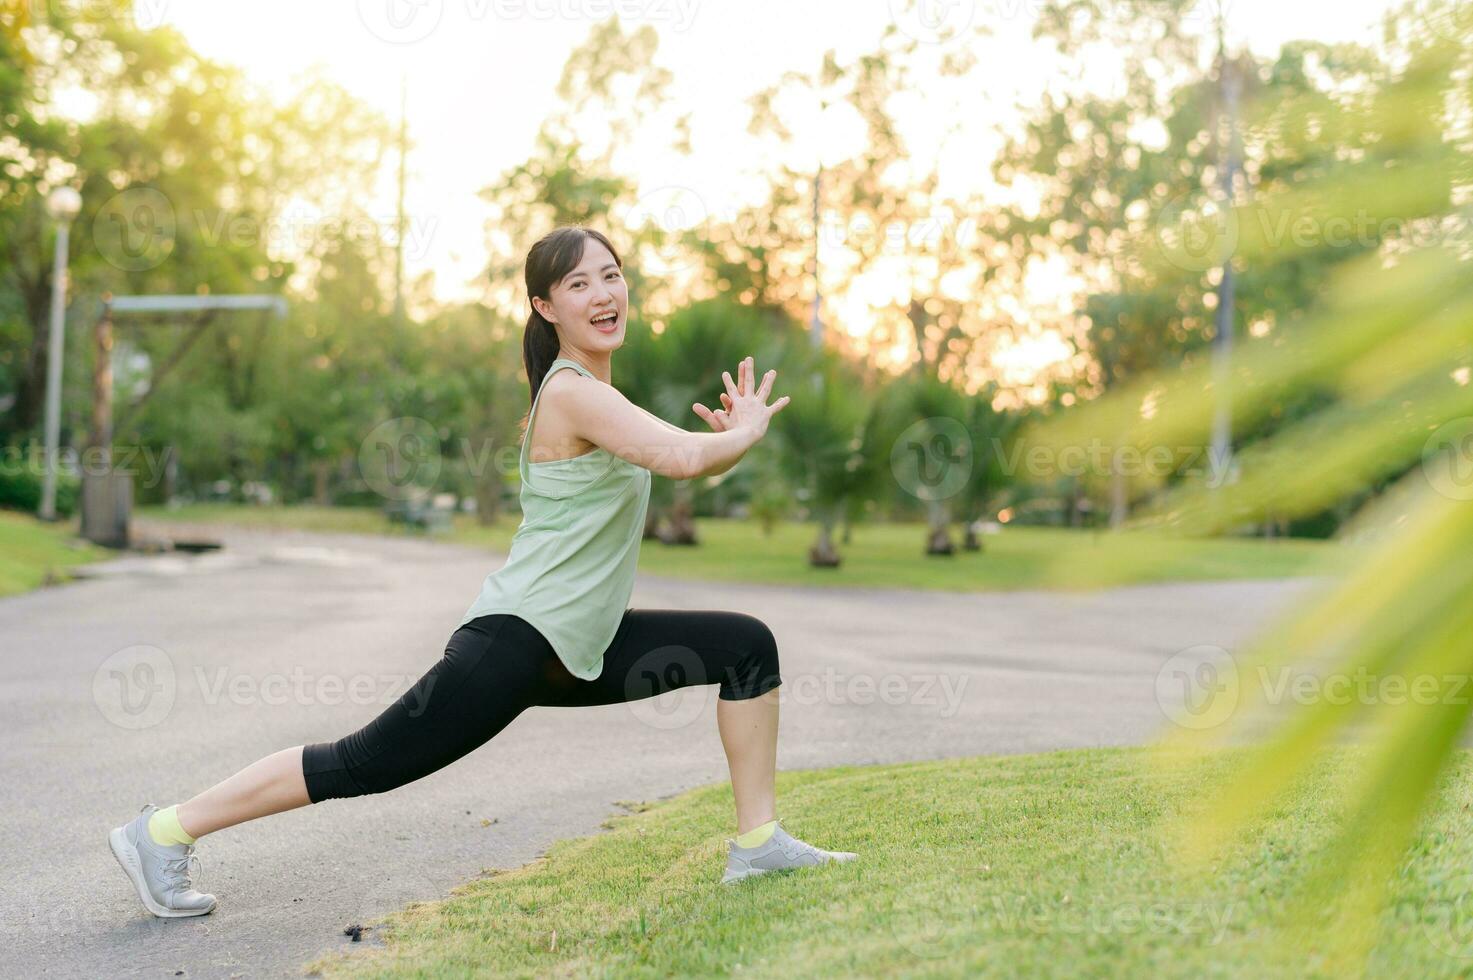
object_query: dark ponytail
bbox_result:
[518,225,623,438]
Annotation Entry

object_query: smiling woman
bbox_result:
[107,225,844,924]
[514,227,786,480]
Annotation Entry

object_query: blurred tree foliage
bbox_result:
[1022,0,1472,968]
[992,0,1434,532]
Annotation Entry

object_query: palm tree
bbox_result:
[647,298,795,545]
[769,347,875,567]
[955,383,1018,551]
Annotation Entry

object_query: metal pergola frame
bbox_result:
[80,293,287,548]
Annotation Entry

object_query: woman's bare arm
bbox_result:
[632,402,687,437]
[548,372,759,480]
[632,402,749,479]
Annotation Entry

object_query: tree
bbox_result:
[992,0,1392,527]
[768,346,878,567]
[644,297,794,544]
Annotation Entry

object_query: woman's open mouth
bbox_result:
[592,310,620,333]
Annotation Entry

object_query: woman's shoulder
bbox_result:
[531,368,598,458]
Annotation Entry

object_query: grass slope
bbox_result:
[304,747,1473,979]
[0,509,110,598]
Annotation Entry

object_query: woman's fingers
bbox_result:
[756,368,775,401]
[722,370,739,401]
[694,403,731,432]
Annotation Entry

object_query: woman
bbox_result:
[109,225,857,918]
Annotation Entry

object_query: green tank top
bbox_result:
[457,357,652,680]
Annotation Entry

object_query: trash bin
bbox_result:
[81,468,133,549]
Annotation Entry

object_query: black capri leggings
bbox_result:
[300,609,782,803]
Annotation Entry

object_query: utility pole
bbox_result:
[393,73,409,328]
[810,159,823,351]
[39,186,81,521]
[1209,18,1240,494]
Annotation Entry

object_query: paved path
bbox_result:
[0,522,1318,978]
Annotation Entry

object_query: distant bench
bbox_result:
[384,498,453,533]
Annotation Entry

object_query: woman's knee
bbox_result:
[720,613,782,700]
[299,617,536,803]
[301,739,375,802]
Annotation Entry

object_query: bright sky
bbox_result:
[145,0,1400,290]
[134,0,1403,393]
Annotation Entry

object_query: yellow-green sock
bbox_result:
[735,819,777,848]
[148,805,198,847]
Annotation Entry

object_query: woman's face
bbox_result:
[531,237,628,354]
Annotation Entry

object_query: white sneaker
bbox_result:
[109,804,217,917]
[721,818,858,884]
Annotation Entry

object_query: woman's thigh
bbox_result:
[535,608,783,709]
[301,614,554,802]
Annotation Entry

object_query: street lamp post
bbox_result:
[39,185,82,522]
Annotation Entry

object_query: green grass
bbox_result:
[136,503,1341,592]
[302,747,1473,979]
[0,509,112,597]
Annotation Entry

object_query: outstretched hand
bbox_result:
[692,356,789,437]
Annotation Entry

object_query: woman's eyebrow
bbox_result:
[561,264,619,285]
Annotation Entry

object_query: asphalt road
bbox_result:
[0,522,1318,978]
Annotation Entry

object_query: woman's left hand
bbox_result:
[693,391,735,432]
